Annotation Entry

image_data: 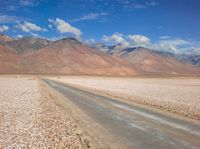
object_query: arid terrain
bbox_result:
[0,76,93,149]
[1,76,200,149]
[50,76,200,120]
[43,77,200,149]
[1,0,200,148]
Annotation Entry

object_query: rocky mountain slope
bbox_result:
[93,44,200,75]
[118,47,199,75]
[178,54,200,67]
[6,37,50,54]
[0,35,138,75]
[0,34,199,76]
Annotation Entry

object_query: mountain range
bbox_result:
[0,34,137,75]
[92,43,200,75]
[0,34,199,76]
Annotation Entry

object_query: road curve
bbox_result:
[43,79,200,149]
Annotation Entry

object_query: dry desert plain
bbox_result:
[1,75,200,148]
[0,76,93,149]
[50,76,200,120]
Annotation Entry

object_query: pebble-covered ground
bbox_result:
[0,77,87,149]
[51,76,200,120]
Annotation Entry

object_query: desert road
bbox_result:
[43,79,200,149]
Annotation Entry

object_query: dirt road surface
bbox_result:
[50,76,200,120]
[44,78,200,149]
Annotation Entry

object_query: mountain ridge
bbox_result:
[0,34,200,76]
[93,43,200,75]
[0,35,138,75]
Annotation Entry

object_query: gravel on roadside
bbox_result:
[0,77,88,149]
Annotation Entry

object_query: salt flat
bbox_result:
[50,76,200,120]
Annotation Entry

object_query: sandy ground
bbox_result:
[0,77,89,149]
[50,76,200,120]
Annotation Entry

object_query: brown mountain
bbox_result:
[6,37,50,54]
[0,36,138,75]
[115,47,200,75]
[1,35,200,76]
[0,43,22,73]
[94,45,200,76]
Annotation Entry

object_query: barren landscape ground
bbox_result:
[0,76,91,149]
[50,76,200,120]
[1,76,200,148]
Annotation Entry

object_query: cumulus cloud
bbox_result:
[16,21,47,33]
[103,33,129,47]
[71,12,108,22]
[85,38,96,44]
[102,33,194,54]
[128,34,150,46]
[49,18,82,38]
[159,39,189,46]
[0,25,9,32]
[48,24,52,29]
[155,39,189,54]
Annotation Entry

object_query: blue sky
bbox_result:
[0,0,200,53]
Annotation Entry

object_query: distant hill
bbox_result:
[93,44,200,76]
[0,35,138,75]
[0,34,199,76]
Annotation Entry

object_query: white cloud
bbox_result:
[103,32,129,46]
[4,5,18,11]
[131,4,146,9]
[71,12,108,22]
[49,18,82,38]
[16,34,23,38]
[154,39,189,54]
[46,35,69,41]
[128,34,150,46]
[0,14,21,23]
[193,47,200,54]
[117,0,158,10]
[48,19,53,23]
[159,39,189,46]
[102,33,193,54]
[117,0,146,9]
[149,38,189,54]
[48,24,52,29]
[31,33,39,37]
[0,25,9,32]
[85,38,96,44]
[159,36,171,39]
[145,1,159,6]
[16,21,47,33]
[19,0,39,6]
